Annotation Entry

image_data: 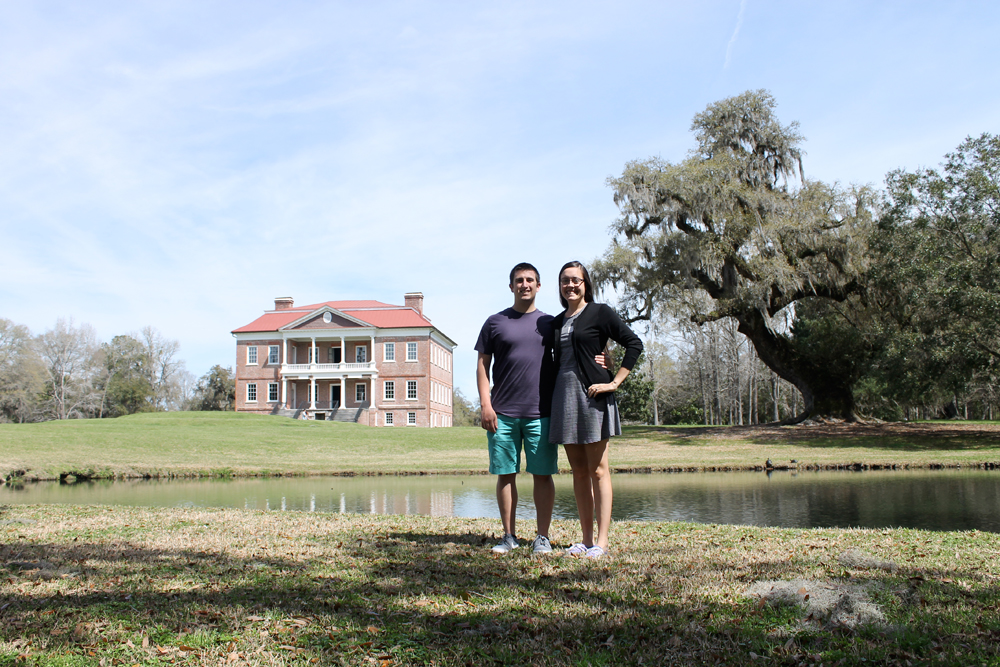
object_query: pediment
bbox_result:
[282,308,369,330]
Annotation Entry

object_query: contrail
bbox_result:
[724,0,747,69]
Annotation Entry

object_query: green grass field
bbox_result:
[2,412,1000,481]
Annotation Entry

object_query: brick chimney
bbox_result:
[274,297,294,311]
[404,292,424,314]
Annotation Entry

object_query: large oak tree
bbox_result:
[594,90,874,422]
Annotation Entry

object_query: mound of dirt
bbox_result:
[745,578,887,631]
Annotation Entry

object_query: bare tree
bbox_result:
[0,318,45,422]
[138,326,186,410]
[35,318,101,419]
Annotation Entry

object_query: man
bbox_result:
[475,262,558,554]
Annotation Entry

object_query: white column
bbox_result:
[310,337,316,367]
[309,377,316,409]
[281,378,287,407]
[370,335,375,367]
[340,336,346,366]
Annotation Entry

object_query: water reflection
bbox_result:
[3,470,999,532]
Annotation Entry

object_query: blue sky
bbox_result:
[2,1,998,399]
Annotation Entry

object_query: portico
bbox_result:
[233,295,456,426]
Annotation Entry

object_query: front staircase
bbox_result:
[271,402,367,423]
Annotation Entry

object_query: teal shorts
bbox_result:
[487,415,557,476]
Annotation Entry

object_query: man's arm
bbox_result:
[477,352,498,432]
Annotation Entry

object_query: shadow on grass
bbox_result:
[3,523,1000,666]
[625,422,1000,453]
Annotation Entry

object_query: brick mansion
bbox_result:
[232,293,456,427]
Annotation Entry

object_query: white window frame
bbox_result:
[407,380,417,400]
[247,346,258,365]
[384,412,394,426]
[384,381,395,401]
[268,383,278,402]
[356,345,367,363]
[246,383,257,402]
[384,342,395,362]
[407,411,416,426]
[268,345,279,365]
[356,383,366,403]
[406,342,418,362]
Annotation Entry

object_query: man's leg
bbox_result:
[496,473,518,536]
[488,415,522,549]
[524,417,557,544]
[532,474,555,538]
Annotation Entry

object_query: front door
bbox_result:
[331,385,341,407]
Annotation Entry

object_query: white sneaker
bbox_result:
[491,534,519,553]
[531,535,553,554]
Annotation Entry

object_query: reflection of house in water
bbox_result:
[232,294,457,427]
[356,489,455,516]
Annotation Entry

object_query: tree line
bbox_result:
[597,90,999,424]
[0,318,236,422]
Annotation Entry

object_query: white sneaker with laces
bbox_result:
[531,535,553,554]
[491,534,520,553]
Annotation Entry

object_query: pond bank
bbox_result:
[6,460,1000,483]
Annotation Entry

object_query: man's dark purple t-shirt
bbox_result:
[474,308,555,419]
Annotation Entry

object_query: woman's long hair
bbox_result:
[558,261,595,309]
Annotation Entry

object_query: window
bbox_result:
[384,381,395,401]
[406,342,418,361]
[384,342,395,362]
[356,346,367,363]
[247,383,257,402]
[407,412,416,426]
[407,380,417,400]
[356,383,366,402]
[268,345,279,364]
[247,346,258,365]
[308,346,315,363]
[268,383,278,402]
[384,412,394,426]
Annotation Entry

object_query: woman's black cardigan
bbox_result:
[551,302,644,389]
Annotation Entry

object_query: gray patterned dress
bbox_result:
[548,307,622,445]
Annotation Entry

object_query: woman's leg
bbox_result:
[563,443,595,547]
[585,439,612,550]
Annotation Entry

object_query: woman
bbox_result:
[549,261,643,559]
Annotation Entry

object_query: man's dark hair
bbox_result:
[509,262,541,285]
[558,260,595,308]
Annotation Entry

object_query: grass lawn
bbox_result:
[2,505,999,666]
[2,412,1000,480]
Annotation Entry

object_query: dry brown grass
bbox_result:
[3,504,1000,665]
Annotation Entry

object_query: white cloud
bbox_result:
[724,0,747,70]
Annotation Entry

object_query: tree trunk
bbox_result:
[734,309,859,424]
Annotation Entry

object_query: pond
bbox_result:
[3,470,999,532]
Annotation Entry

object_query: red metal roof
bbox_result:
[232,302,434,333]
